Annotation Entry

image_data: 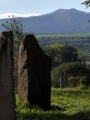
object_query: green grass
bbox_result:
[16,88,90,120]
[35,33,90,38]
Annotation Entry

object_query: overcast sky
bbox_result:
[0,0,90,19]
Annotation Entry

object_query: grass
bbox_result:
[35,33,90,38]
[16,87,90,120]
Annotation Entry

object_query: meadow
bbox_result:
[16,88,90,120]
[36,33,90,38]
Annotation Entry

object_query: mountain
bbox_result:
[0,8,90,33]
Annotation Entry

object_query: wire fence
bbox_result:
[51,74,90,88]
[0,74,90,88]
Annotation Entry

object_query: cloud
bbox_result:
[0,13,41,19]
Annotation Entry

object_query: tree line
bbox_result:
[42,43,90,88]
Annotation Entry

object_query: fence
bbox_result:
[51,74,90,88]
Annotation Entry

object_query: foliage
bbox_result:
[68,76,80,87]
[44,44,63,67]
[2,16,26,47]
[82,0,90,22]
[44,44,78,67]
[59,46,78,63]
[51,62,88,87]
[37,34,90,59]
[82,0,90,7]
[79,76,88,89]
[57,62,86,74]
[2,16,27,90]
[77,50,87,63]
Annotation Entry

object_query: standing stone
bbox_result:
[18,34,52,109]
[18,41,28,101]
[0,31,16,120]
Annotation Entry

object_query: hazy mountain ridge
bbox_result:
[0,8,90,33]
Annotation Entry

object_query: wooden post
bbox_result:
[60,76,62,89]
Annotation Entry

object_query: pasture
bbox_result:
[16,88,90,120]
[35,33,90,38]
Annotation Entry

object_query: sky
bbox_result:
[0,0,90,19]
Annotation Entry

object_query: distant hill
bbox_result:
[0,8,90,33]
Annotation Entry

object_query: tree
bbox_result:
[51,62,87,88]
[78,50,87,65]
[43,44,63,67]
[2,15,27,49]
[59,46,78,63]
[82,0,90,7]
[2,15,27,92]
[44,44,78,67]
[52,62,86,76]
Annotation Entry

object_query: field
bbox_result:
[35,33,90,38]
[35,33,90,57]
[16,88,90,120]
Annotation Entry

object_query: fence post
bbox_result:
[60,76,62,89]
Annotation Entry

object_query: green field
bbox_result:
[16,88,90,120]
[35,33,90,38]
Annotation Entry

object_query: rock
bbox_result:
[18,34,52,109]
[0,31,16,120]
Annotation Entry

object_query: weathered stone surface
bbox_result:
[0,31,16,120]
[18,42,28,100]
[18,34,52,109]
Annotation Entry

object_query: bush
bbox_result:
[51,62,87,88]
[79,76,87,89]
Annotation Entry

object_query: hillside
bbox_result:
[0,8,90,33]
